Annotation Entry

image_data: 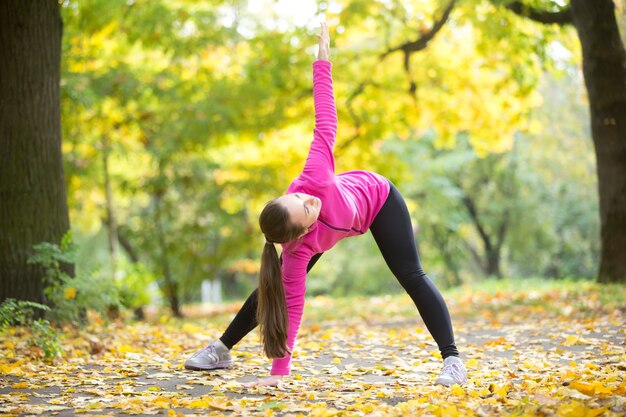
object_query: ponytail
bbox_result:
[257,199,307,359]
[257,241,290,358]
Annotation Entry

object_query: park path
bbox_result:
[1,292,625,416]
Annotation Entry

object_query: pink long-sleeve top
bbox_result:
[270,60,390,375]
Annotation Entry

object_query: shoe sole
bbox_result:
[184,360,233,371]
[435,378,467,386]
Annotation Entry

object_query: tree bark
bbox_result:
[0,1,72,303]
[571,0,626,283]
[154,191,181,317]
[460,194,505,278]
[102,135,119,277]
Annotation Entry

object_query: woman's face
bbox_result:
[277,192,322,232]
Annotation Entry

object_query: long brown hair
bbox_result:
[258,199,306,358]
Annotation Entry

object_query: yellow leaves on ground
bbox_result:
[186,395,242,412]
[180,323,202,335]
[557,401,607,417]
[1,285,625,416]
[116,344,141,354]
[562,335,596,348]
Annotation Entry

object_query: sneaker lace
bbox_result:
[192,344,218,361]
[442,362,466,383]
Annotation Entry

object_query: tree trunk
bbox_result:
[571,0,626,283]
[154,192,182,317]
[0,1,72,303]
[102,135,119,277]
[485,250,502,279]
[460,194,505,279]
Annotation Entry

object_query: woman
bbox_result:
[185,23,467,388]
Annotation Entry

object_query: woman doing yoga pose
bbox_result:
[185,23,468,388]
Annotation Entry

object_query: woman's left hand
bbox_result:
[317,22,330,60]
[242,374,284,388]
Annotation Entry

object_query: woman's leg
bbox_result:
[219,252,324,349]
[369,183,459,359]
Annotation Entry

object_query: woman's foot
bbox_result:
[184,340,233,370]
[435,356,467,386]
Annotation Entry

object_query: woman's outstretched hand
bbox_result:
[317,22,330,61]
[242,374,284,388]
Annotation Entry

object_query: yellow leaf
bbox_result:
[570,381,595,396]
[562,335,579,346]
[188,399,208,409]
[12,381,29,389]
[451,384,465,396]
[592,383,614,394]
[151,396,169,408]
[436,404,459,417]
[466,358,479,369]
[489,383,509,397]
[557,401,606,417]
[587,408,608,417]
[468,389,482,398]
[64,287,77,300]
[117,344,140,354]
[570,380,614,396]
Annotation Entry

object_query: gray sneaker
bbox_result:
[184,341,233,371]
[435,356,468,386]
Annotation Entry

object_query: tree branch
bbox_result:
[339,0,456,149]
[504,1,573,25]
[378,0,455,98]
[461,194,493,254]
[336,81,380,154]
[495,209,509,253]
[380,0,456,58]
[117,226,140,263]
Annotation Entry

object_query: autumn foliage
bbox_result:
[1,280,624,416]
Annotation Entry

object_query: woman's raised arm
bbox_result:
[300,23,338,182]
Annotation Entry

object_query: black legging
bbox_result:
[220,183,458,359]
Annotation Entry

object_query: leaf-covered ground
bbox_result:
[1,280,625,416]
